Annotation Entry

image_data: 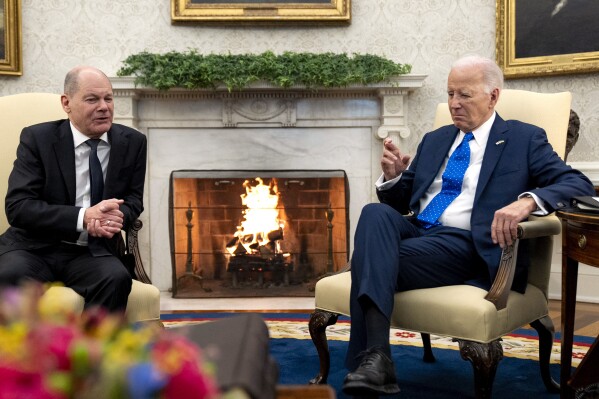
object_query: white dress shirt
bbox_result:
[71,122,110,244]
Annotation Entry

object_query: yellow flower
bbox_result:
[103,328,154,367]
[0,322,28,361]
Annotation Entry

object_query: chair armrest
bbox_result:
[484,215,561,310]
[316,260,351,281]
[126,219,152,284]
[517,214,561,239]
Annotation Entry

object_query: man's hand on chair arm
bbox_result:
[492,197,538,248]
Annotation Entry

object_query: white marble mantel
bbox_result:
[109,75,426,291]
[110,75,427,138]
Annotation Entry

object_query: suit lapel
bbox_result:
[412,128,459,204]
[54,121,77,203]
[474,115,509,202]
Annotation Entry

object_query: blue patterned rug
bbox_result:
[161,312,595,398]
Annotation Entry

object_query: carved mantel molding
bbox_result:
[110,75,427,142]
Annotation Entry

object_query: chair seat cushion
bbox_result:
[314,272,549,343]
[126,279,161,322]
[39,285,85,316]
[40,280,160,323]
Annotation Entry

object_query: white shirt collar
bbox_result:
[466,111,496,142]
[70,121,108,148]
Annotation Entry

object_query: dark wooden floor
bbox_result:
[547,299,599,338]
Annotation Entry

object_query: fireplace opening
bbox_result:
[169,170,349,298]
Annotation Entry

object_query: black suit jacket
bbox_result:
[0,119,147,257]
[377,114,595,291]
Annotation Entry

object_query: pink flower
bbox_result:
[151,334,201,374]
[151,334,220,399]
[162,361,219,399]
[0,366,66,399]
[27,324,79,372]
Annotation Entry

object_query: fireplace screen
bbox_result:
[169,170,349,298]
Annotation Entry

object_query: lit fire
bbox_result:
[226,178,285,256]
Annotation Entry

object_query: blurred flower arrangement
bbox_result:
[0,284,220,399]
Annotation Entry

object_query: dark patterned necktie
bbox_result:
[86,139,104,206]
[86,139,110,256]
[417,132,474,229]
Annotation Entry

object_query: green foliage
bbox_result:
[117,50,412,91]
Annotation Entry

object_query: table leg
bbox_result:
[561,256,578,399]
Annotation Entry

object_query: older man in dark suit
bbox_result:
[0,66,147,312]
[342,55,595,397]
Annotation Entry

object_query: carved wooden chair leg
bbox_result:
[457,339,503,399]
[530,316,560,392]
[421,333,436,363]
[308,309,339,384]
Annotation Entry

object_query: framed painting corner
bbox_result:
[495,0,599,79]
[171,0,351,25]
[0,0,22,76]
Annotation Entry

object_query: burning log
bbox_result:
[224,178,292,287]
[267,228,283,242]
[226,228,283,256]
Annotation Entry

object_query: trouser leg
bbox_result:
[347,203,421,368]
[0,249,56,286]
[54,247,132,312]
[362,295,392,357]
[346,203,483,369]
[0,245,131,312]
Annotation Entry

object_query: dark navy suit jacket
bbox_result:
[377,113,595,292]
[0,119,147,257]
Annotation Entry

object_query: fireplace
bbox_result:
[109,75,425,294]
[170,170,349,297]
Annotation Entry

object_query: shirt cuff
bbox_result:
[77,208,85,232]
[376,173,401,191]
[519,192,549,216]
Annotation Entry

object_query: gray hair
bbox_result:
[451,55,504,93]
[64,66,109,96]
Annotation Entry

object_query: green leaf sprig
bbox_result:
[117,50,412,91]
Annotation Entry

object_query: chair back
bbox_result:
[0,93,66,232]
[433,89,571,296]
[433,89,571,159]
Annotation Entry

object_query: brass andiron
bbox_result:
[177,202,208,291]
[325,202,334,274]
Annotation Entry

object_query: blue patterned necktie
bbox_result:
[417,132,474,229]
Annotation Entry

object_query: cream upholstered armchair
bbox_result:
[0,93,160,324]
[309,90,572,398]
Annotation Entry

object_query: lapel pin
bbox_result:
[495,140,505,145]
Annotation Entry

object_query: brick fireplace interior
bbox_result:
[170,170,349,298]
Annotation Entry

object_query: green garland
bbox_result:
[117,50,412,91]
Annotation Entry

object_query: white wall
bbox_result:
[0,0,598,163]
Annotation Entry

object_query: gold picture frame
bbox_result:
[496,0,599,79]
[0,0,21,76]
[171,0,350,24]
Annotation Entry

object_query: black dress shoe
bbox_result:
[342,347,400,396]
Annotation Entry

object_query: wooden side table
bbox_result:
[276,385,336,399]
[556,209,599,399]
